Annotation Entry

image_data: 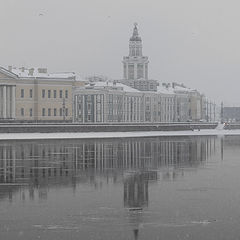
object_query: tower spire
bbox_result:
[122,24,149,81]
[130,23,141,41]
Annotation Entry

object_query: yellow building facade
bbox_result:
[0,66,84,122]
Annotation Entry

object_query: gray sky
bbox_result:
[1,0,240,104]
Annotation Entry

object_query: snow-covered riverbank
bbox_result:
[0,129,239,140]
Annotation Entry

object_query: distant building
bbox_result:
[0,66,84,122]
[171,83,206,121]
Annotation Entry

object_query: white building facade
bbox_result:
[73,81,176,123]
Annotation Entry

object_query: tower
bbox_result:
[123,23,149,80]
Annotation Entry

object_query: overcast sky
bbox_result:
[1,0,240,104]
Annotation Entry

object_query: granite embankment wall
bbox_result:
[0,123,218,133]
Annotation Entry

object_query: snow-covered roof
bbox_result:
[157,85,175,95]
[85,81,141,93]
[173,85,196,93]
[10,67,75,79]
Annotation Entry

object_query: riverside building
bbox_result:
[0,66,84,122]
[73,81,144,123]
[73,24,206,123]
[73,81,177,123]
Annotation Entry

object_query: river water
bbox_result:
[0,135,239,239]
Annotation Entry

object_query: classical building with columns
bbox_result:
[0,66,84,122]
[0,68,16,120]
[73,24,207,123]
[0,85,16,119]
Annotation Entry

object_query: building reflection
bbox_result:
[0,136,216,202]
[124,172,151,209]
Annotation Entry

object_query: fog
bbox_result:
[1,0,240,104]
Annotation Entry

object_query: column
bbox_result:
[82,96,85,123]
[94,95,97,123]
[3,86,6,119]
[11,86,16,119]
[6,86,11,118]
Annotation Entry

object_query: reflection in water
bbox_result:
[124,172,151,210]
[124,171,151,240]
[0,137,215,203]
[0,136,219,239]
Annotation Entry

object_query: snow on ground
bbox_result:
[0,129,240,140]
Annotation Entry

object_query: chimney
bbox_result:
[28,68,34,76]
[8,66,12,72]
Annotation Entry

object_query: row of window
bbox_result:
[20,89,69,99]
[21,89,33,98]
[42,108,68,117]
[20,108,68,117]
[42,89,68,99]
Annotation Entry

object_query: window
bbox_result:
[30,108,32,117]
[54,90,57,98]
[65,108,68,116]
[59,90,63,98]
[42,108,45,116]
[21,89,24,98]
[48,90,51,98]
[29,89,33,98]
[137,64,143,79]
[48,108,51,116]
[42,89,45,98]
[60,108,63,116]
[54,108,57,116]
[65,90,68,98]
[128,64,134,80]
[21,108,24,116]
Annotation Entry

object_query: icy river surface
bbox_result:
[0,135,239,239]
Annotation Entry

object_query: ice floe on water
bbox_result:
[33,224,79,231]
[142,219,217,228]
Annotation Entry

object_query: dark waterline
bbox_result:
[0,136,239,239]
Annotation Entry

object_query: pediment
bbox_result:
[0,67,18,80]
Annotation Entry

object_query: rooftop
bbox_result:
[8,66,76,79]
[85,81,141,93]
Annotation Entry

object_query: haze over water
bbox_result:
[0,136,239,239]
